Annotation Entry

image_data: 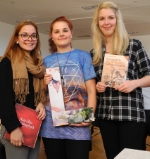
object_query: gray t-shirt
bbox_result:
[142,87,150,110]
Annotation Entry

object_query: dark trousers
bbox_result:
[145,110,150,136]
[42,138,90,159]
[98,119,146,159]
[144,110,150,149]
[0,142,6,159]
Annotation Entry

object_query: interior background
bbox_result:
[0,0,150,57]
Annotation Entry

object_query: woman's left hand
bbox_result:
[36,102,46,120]
[115,80,137,93]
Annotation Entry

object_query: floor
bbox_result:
[38,127,150,159]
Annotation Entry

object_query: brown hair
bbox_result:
[49,16,73,53]
[3,20,41,65]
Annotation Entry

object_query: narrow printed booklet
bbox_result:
[3,103,42,148]
[46,67,94,126]
[101,54,128,88]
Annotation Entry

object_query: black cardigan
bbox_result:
[0,57,35,133]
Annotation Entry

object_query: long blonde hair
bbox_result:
[91,1,129,66]
[3,20,41,65]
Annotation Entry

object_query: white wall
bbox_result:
[0,21,49,58]
[0,21,150,58]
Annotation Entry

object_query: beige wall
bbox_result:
[0,21,150,58]
[0,21,49,58]
[72,35,150,58]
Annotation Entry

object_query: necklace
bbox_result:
[56,49,72,85]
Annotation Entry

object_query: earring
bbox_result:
[52,39,53,40]
[16,42,19,44]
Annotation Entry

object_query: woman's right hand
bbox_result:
[10,127,24,146]
[96,82,106,92]
[44,73,52,85]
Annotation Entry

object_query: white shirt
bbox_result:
[48,82,66,126]
[48,82,64,109]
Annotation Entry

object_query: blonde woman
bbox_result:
[91,1,150,159]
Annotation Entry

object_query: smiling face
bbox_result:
[16,25,37,52]
[98,8,117,39]
[51,21,72,50]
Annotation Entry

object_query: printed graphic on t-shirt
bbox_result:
[46,61,92,126]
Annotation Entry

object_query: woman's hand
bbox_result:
[44,73,52,85]
[10,127,24,146]
[44,73,53,92]
[36,102,46,120]
[96,82,106,92]
[115,80,137,93]
[115,76,150,93]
